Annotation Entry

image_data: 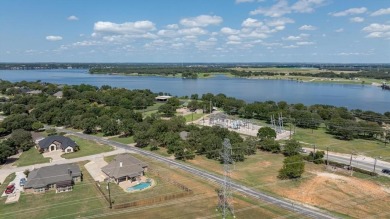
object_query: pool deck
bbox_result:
[118,176,155,193]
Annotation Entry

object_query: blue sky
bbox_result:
[0,0,389,63]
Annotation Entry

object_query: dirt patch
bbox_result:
[272,171,390,218]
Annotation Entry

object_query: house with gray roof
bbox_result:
[102,154,148,184]
[24,163,82,193]
[37,135,78,153]
[53,91,63,98]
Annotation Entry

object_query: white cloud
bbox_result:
[67,15,79,21]
[291,0,325,13]
[228,35,241,41]
[282,33,309,41]
[227,41,242,45]
[93,20,156,35]
[166,24,179,29]
[362,23,390,32]
[296,41,315,45]
[335,28,344,33]
[337,52,371,56]
[350,17,364,23]
[250,0,324,17]
[180,15,223,27]
[250,0,290,17]
[283,45,299,48]
[46,35,63,41]
[220,27,240,35]
[366,32,390,38]
[266,17,294,26]
[178,27,207,36]
[157,29,177,37]
[299,25,317,30]
[330,7,367,17]
[371,8,390,16]
[242,18,263,27]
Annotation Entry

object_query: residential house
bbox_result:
[53,91,63,98]
[37,136,78,153]
[102,154,148,184]
[24,163,82,193]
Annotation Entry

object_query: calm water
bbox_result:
[0,69,389,113]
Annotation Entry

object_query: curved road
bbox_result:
[58,128,336,219]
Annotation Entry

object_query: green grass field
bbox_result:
[108,136,134,144]
[293,125,390,158]
[180,113,205,122]
[61,136,113,159]
[15,148,50,167]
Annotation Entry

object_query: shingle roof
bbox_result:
[102,154,148,179]
[38,136,77,150]
[24,163,81,189]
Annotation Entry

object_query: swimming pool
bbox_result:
[126,181,152,192]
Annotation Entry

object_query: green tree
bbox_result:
[305,150,325,164]
[257,127,276,140]
[278,155,305,179]
[9,129,34,151]
[259,138,281,153]
[158,103,176,117]
[283,139,302,156]
[32,122,44,131]
[0,141,13,164]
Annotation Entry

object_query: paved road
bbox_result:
[57,128,336,219]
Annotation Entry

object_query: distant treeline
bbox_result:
[89,67,228,78]
[231,70,390,80]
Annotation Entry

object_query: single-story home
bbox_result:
[37,135,78,153]
[102,154,148,184]
[24,163,82,193]
[53,91,63,98]
[155,95,172,102]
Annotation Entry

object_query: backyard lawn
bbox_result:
[61,136,113,159]
[181,113,205,122]
[15,148,50,167]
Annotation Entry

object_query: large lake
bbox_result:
[0,69,389,113]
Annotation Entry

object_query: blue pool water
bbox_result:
[126,182,151,192]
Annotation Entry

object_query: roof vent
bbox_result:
[120,162,123,167]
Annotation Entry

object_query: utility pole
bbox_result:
[326,147,329,166]
[210,100,212,114]
[349,153,353,166]
[373,158,377,173]
[107,181,112,209]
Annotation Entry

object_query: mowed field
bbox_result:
[0,154,305,219]
[231,67,358,74]
[186,151,390,218]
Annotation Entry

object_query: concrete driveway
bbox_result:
[84,156,108,182]
[2,171,25,203]
[42,150,66,162]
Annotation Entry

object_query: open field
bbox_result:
[231,67,358,74]
[61,136,113,159]
[293,125,390,159]
[15,148,50,167]
[180,112,205,122]
[185,150,390,218]
[109,136,134,144]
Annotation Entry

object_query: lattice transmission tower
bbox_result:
[217,138,235,219]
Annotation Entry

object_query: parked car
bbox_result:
[20,178,26,186]
[5,183,15,194]
[382,168,390,174]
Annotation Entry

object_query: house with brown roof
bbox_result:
[102,154,148,184]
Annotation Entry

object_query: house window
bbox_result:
[34,188,45,193]
[56,186,72,193]
[67,148,72,153]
